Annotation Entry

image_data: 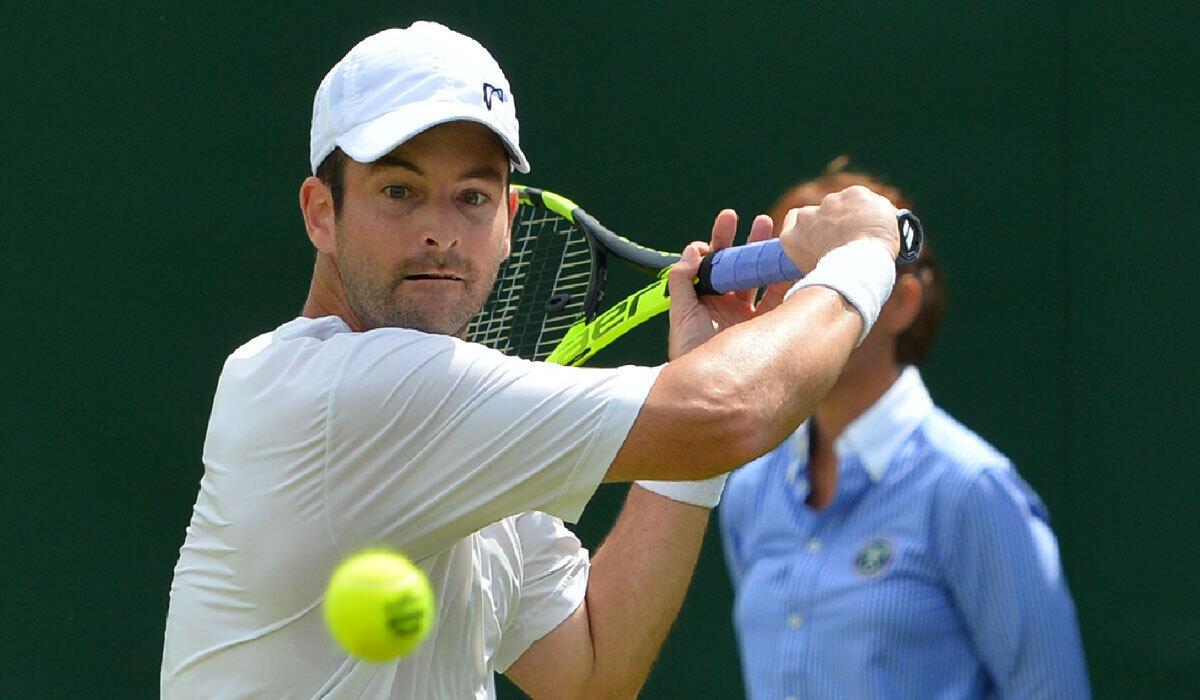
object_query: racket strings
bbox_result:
[466,206,594,360]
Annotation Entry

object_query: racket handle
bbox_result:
[694,210,924,295]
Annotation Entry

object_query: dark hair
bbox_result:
[315,147,348,216]
[767,157,946,366]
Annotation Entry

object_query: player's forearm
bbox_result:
[610,286,860,482]
[580,485,710,697]
[688,285,863,452]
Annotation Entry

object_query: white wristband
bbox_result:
[635,474,728,509]
[783,239,896,345]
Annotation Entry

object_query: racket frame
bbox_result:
[512,186,680,366]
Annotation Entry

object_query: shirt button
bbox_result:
[787,613,803,629]
[807,538,821,553]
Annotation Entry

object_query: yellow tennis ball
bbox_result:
[323,549,435,662]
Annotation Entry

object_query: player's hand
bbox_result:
[778,185,901,272]
[666,210,787,359]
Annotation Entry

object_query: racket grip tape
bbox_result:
[695,210,923,295]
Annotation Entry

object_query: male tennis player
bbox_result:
[720,162,1090,698]
[162,23,904,698]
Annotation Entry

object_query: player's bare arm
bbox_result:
[607,185,902,483]
[505,488,709,698]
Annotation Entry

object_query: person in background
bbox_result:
[719,158,1091,699]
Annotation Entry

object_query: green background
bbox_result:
[4,2,1198,697]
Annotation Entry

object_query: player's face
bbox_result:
[333,121,513,335]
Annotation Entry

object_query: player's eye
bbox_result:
[382,185,413,199]
[461,190,490,207]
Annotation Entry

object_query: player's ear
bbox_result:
[499,186,518,258]
[300,176,337,254]
[880,273,923,334]
[506,185,519,226]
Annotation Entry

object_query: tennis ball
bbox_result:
[323,549,435,662]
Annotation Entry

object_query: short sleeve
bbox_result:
[323,328,661,561]
[494,512,590,672]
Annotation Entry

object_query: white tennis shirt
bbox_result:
[162,316,660,698]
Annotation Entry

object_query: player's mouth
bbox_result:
[402,272,465,283]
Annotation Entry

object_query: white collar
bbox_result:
[838,366,933,481]
[789,366,934,483]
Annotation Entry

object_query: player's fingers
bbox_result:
[778,205,821,272]
[780,206,815,235]
[703,210,741,303]
[747,214,775,243]
[668,241,707,305]
[709,209,738,252]
[733,214,776,305]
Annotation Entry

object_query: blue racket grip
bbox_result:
[694,209,924,295]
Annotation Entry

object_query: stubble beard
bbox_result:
[338,251,500,337]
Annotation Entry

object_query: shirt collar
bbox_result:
[829,366,934,482]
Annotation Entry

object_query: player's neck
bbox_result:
[302,254,365,332]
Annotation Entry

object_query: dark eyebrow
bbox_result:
[368,154,423,174]
[459,164,506,184]
[367,156,504,184]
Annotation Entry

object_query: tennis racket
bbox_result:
[465,185,923,366]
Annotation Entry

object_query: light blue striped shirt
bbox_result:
[719,368,1089,699]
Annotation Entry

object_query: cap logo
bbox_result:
[482,83,506,110]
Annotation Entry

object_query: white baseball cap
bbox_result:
[309,22,530,174]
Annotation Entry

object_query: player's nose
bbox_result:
[422,232,460,249]
[418,203,461,250]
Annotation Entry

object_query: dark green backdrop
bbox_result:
[4,2,1198,697]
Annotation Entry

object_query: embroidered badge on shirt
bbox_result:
[854,537,894,577]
